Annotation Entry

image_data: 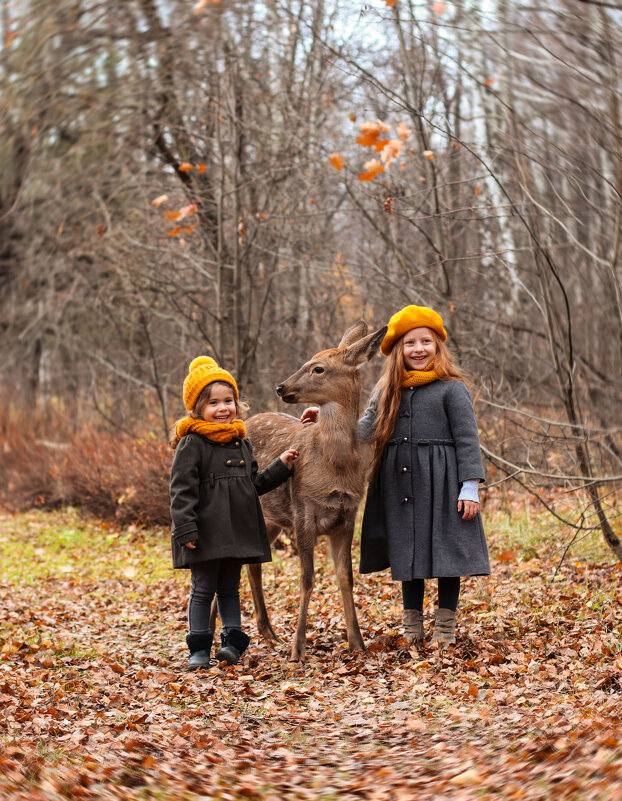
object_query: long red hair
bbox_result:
[369,330,467,478]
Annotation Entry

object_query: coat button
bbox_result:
[403,497,409,503]
[226,459,232,466]
[239,460,245,466]
[402,467,408,472]
[235,441,240,446]
[403,437,408,442]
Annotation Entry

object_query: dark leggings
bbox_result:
[188,558,243,635]
[402,577,461,612]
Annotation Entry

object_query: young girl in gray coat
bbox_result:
[358,305,490,649]
[170,356,298,669]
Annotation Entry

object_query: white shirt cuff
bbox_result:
[458,479,480,503]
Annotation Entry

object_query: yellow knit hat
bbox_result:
[381,305,447,355]
[182,356,239,410]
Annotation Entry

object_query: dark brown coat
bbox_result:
[169,433,292,569]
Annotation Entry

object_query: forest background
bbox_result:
[1,0,621,558]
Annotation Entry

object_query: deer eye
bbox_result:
[312,366,324,374]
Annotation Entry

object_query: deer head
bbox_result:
[275,321,387,407]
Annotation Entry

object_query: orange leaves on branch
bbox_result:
[328,153,344,171]
[380,139,404,167]
[397,122,411,141]
[358,159,384,182]
[165,203,199,222]
[384,0,399,6]
[151,194,168,207]
[354,119,411,182]
[423,150,435,161]
[178,162,193,172]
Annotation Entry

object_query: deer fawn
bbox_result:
[245,321,387,661]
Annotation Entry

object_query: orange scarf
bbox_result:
[402,361,440,388]
[175,417,247,443]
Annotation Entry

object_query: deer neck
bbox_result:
[313,401,360,467]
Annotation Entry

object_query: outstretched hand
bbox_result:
[457,500,479,520]
[300,407,319,425]
[280,448,299,469]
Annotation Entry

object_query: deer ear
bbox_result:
[342,325,388,366]
[338,320,369,348]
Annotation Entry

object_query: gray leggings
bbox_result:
[188,558,243,635]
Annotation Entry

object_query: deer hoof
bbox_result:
[288,644,306,662]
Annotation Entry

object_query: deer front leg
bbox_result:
[290,541,315,661]
[328,528,366,652]
[246,563,279,643]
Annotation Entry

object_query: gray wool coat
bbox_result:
[169,433,292,569]
[358,380,490,580]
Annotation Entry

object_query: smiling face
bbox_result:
[197,382,237,424]
[402,327,438,371]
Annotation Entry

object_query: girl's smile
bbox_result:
[198,383,237,424]
[402,326,437,371]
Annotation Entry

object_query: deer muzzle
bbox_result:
[275,384,298,403]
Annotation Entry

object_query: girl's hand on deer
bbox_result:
[184,540,198,549]
[280,448,299,469]
[300,407,319,425]
[457,500,479,520]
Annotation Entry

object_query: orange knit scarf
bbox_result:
[402,361,440,388]
[175,417,247,443]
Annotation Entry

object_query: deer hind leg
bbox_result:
[290,536,315,662]
[246,521,282,643]
[247,563,279,643]
[328,526,366,652]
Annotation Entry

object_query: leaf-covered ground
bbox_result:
[0,507,620,800]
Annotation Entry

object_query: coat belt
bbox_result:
[388,438,455,445]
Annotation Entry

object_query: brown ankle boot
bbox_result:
[403,609,424,645]
[430,608,456,648]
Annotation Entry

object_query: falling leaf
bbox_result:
[384,0,399,6]
[178,162,193,172]
[168,225,183,237]
[151,194,169,207]
[483,77,495,86]
[397,122,411,141]
[328,153,344,171]
[196,164,207,174]
[423,150,434,161]
[474,184,481,196]
[358,159,384,182]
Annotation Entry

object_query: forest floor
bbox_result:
[0,505,620,800]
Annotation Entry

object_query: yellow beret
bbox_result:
[183,356,239,410]
[381,305,447,355]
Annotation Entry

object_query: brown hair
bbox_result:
[169,381,249,450]
[369,330,468,477]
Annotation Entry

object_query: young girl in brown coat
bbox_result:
[170,356,298,669]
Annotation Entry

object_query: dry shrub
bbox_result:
[0,394,172,527]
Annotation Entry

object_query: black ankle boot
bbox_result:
[186,632,213,670]
[215,629,250,665]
